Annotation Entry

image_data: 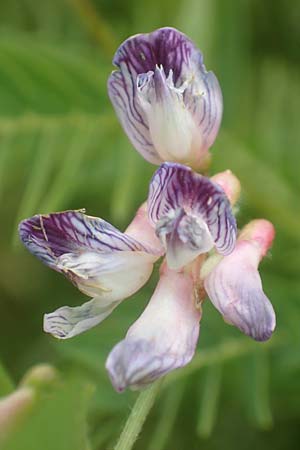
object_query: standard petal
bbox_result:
[43,296,120,339]
[203,221,276,341]
[108,27,222,167]
[148,163,236,268]
[19,210,159,296]
[106,264,201,391]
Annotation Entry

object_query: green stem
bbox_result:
[114,379,162,450]
[148,380,186,450]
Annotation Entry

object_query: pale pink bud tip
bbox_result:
[211,170,241,205]
[239,219,275,258]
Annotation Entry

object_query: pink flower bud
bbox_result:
[210,170,241,205]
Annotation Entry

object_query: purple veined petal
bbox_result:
[19,210,153,269]
[106,264,201,391]
[44,296,121,339]
[19,210,159,285]
[203,240,276,341]
[147,163,237,269]
[108,69,159,165]
[108,27,223,168]
[182,69,222,159]
[19,210,162,338]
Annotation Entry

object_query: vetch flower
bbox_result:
[106,262,201,391]
[108,27,222,169]
[202,219,276,341]
[19,208,162,339]
[17,22,277,395]
[148,162,237,270]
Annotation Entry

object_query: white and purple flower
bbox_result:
[18,26,276,392]
[19,206,163,339]
[108,27,223,169]
[148,163,237,270]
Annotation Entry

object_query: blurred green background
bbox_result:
[0,0,299,449]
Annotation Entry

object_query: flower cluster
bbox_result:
[19,27,276,392]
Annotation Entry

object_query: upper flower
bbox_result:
[108,27,223,169]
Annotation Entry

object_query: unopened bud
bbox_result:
[211,170,241,206]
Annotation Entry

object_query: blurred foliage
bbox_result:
[0,0,299,449]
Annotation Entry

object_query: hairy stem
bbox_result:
[114,379,162,450]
